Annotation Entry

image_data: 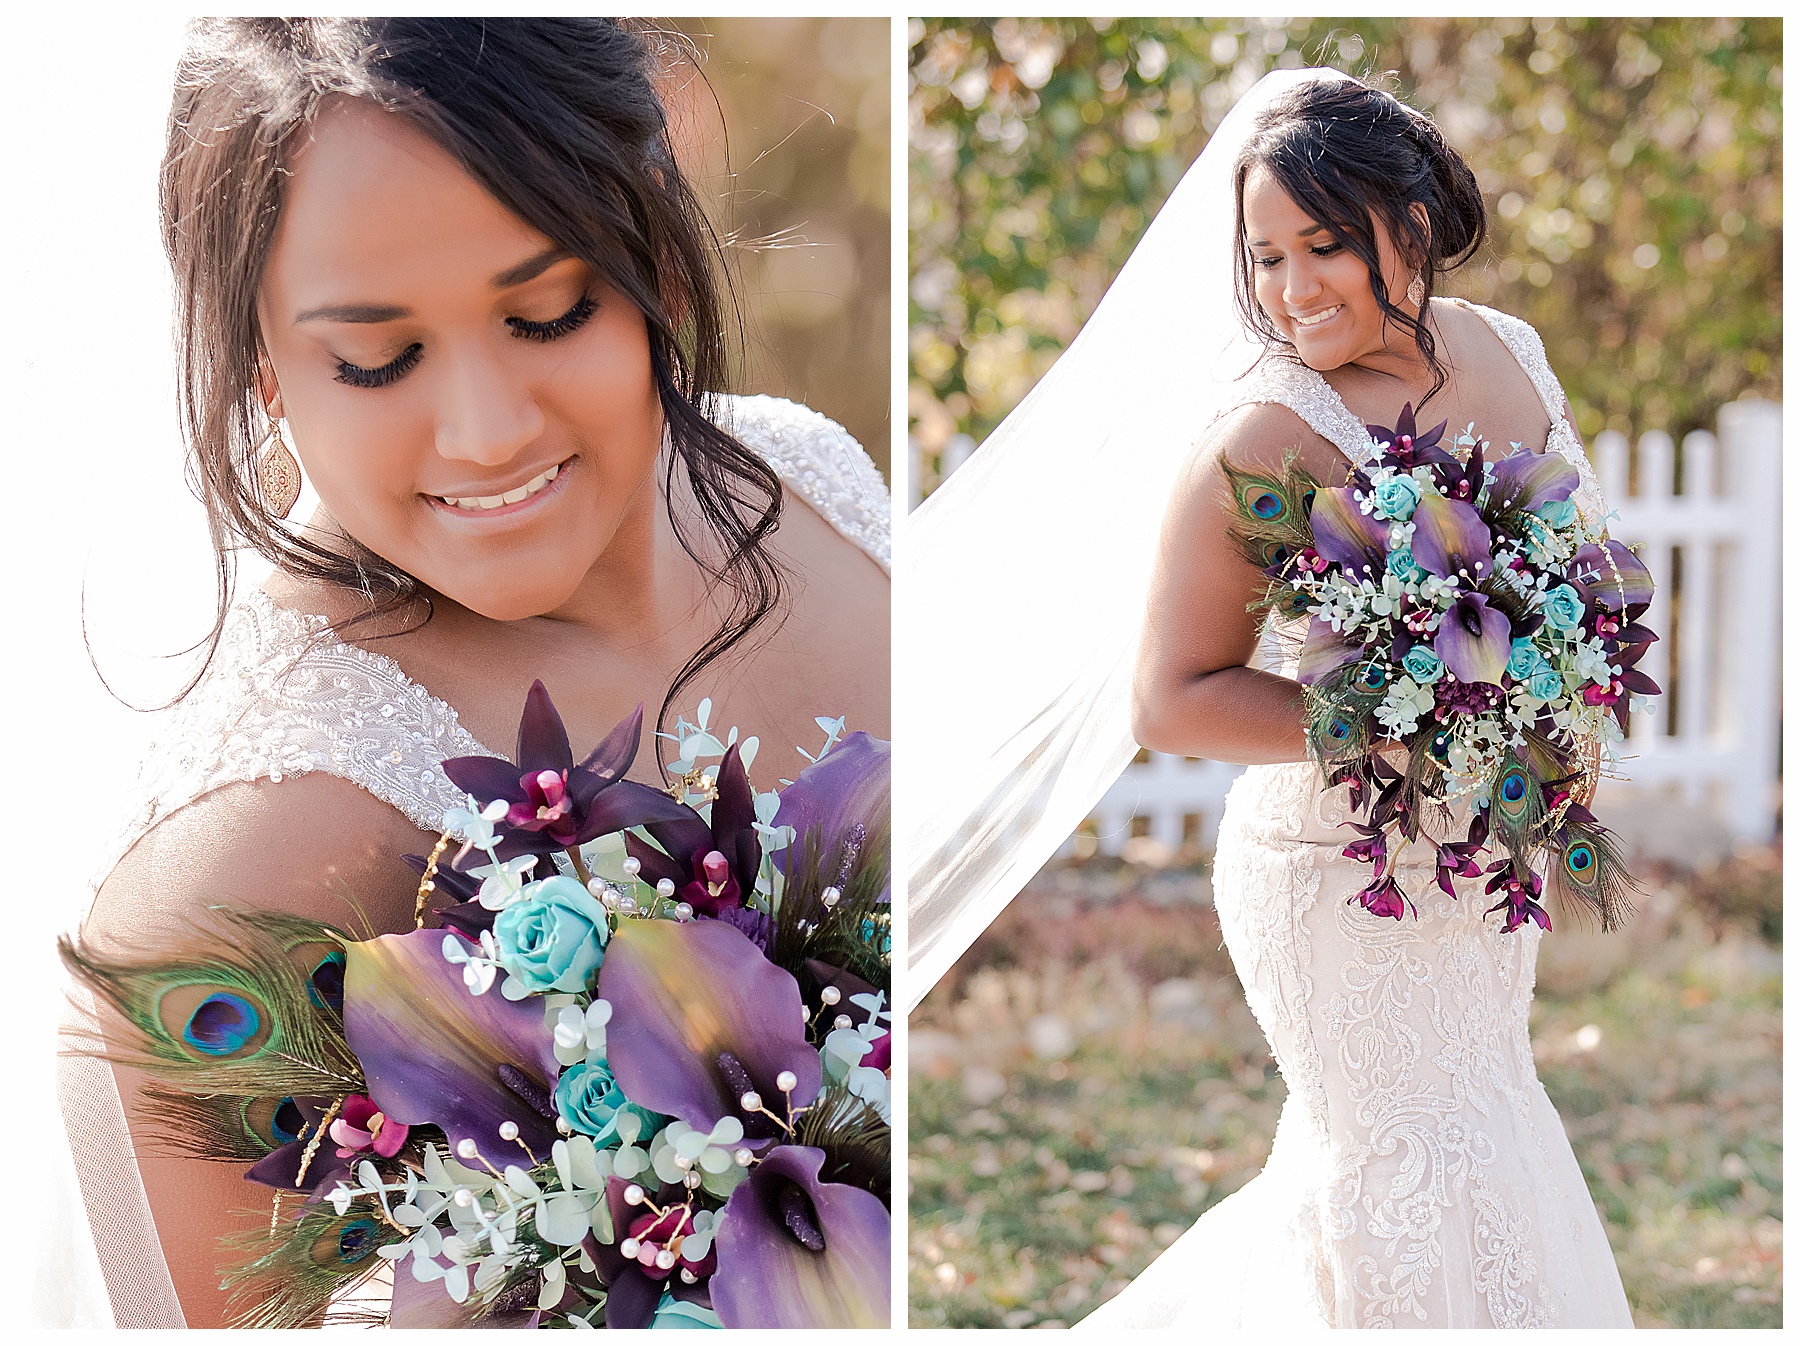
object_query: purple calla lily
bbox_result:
[711,1145,890,1329]
[1569,540,1655,612]
[441,684,693,863]
[597,918,821,1140]
[342,928,562,1169]
[1433,591,1513,685]
[1485,446,1578,515]
[1296,618,1365,686]
[1410,493,1496,581]
[1307,486,1391,577]
[771,733,890,903]
[624,743,762,917]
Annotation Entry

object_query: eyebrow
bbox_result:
[1246,222,1330,249]
[293,247,574,324]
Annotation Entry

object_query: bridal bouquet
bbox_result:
[1225,405,1659,934]
[63,684,890,1329]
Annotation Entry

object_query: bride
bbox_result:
[63,18,888,1328]
[903,70,1630,1328]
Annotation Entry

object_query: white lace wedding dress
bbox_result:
[1082,303,1634,1329]
[53,394,889,1328]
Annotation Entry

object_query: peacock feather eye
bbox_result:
[1353,662,1388,694]
[1324,715,1354,744]
[314,1217,382,1268]
[1496,767,1531,817]
[272,1096,306,1144]
[1249,489,1285,520]
[309,950,346,1014]
[1564,842,1597,880]
[1430,729,1454,763]
[182,991,262,1057]
[241,1094,308,1150]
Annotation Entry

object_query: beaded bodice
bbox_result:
[99,394,888,875]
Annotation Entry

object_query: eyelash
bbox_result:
[332,293,600,387]
[1252,242,1345,270]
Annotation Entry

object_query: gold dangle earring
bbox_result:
[259,417,303,519]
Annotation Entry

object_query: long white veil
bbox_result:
[901,68,1346,1008]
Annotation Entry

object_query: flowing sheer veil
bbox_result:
[902,68,1348,1008]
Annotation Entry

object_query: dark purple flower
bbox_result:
[1367,404,1454,468]
[1433,839,1484,897]
[711,1145,890,1329]
[1486,446,1579,515]
[342,928,562,1169]
[1433,591,1513,686]
[1485,863,1551,933]
[772,733,890,904]
[1568,540,1655,613]
[1308,486,1392,577]
[441,683,693,862]
[590,1181,712,1329]
[625,744,761,917]
[1410,493,1496,582]
[597,918,821,1140]
[1353,874,1410,921]
[1341,823,1387,870]
[1434,677,1504,716]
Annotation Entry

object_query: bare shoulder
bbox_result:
[86,772,434,947]
[1186,399,1349,493]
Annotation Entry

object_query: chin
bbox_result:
[446,572,590,622]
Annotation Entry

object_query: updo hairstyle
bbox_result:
[1232,76,1487,403]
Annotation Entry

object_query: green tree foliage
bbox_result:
[909,18,1780,497]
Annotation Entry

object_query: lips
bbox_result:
[1291,304,1342,329]
[431,457,569,513]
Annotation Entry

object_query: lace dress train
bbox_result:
[1081,304,1633,1329]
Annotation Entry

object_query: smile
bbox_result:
[431,459,567,514]
[1292,305,1342,328]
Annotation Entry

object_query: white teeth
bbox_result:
[440,461,563,511]
[1294,305,1342,328]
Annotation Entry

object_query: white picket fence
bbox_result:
[1082,399,1783,858]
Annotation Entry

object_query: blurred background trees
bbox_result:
[909,17,1780,498]
[667,18,890,476]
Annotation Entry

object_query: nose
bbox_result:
[1283,256,1322,309]
[432,342,546,466]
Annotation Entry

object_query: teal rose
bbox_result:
[1401,644,1444,684]
[651,1296,722,1329]
[552,1058,663,1146]
[1541,583,1586,634]
[1535,498,1578,529]
[1527,667,1565,702]
[1506,638,1546,681]
[494,876,610,995]
[1386,545,1424,582]
[1371,473,1423,521]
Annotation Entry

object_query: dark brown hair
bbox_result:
[1232,76,1487,405]
[162,17,784,733]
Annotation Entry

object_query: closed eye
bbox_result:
[334,343,422,389]
[507,293,599,343]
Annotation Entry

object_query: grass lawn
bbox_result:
[908,848,1781,1328]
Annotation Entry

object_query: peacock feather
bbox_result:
[133,1084,327,1165]
[1302,660,1387,766]
[219,1199,391,1328]
[1221,453,1320,575]
[1546,816,1637,934]
[59,907,363,1119]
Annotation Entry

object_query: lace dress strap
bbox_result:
[1217,356,1382,467]
[722,394,891,572]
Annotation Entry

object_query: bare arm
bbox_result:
[1131,402,1351,764]
[81,773,434,1328]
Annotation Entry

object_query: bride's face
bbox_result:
[1242,166,1419,373]
[257,99,664,622]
